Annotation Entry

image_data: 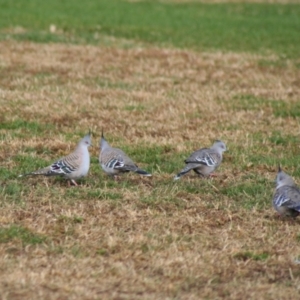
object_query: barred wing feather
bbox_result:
[274,186,300,211]
[185,149,219,167]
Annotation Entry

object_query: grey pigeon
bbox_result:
[174,140,226,180]
[19,132,92,186]
[273,166,300,218]
[99,132,151,178]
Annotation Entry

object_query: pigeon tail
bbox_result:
[135,168,152,176]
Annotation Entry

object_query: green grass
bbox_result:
[230,94,300,118]
[0,225,46,245]
[222,180,271,210]
[124,104,146,112]
[14,155,52,174]
[0,0,300,57]
[0,119,55,133]
[0,119,57,142]
[122,144,178,174]
[233,251,270,261]
[0,182,26,205]
[268,131,299,146]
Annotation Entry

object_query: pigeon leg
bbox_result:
[71,179,78,186]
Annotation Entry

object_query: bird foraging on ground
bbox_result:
[273,166,300,218]
[174,140,226,180]
[99,132,151,179]
[19,132,92,186]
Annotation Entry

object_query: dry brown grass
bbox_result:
[1,40,300,299]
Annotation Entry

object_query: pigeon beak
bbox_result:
[278,164,282,172]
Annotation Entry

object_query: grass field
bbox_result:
[1,0,300,299]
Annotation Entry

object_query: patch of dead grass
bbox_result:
[1,40,300,299]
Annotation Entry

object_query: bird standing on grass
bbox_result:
[174,140,226,180]
[19,132,92,186]
[273,166,300,218]
[99,132,151,179]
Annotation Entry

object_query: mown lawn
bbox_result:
[0,1,300,299]
[0,0,300,57]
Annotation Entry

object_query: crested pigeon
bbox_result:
[174,140,226,180]
[99,132,151,178]
[19,132,92,186]
[273,166,300,218]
